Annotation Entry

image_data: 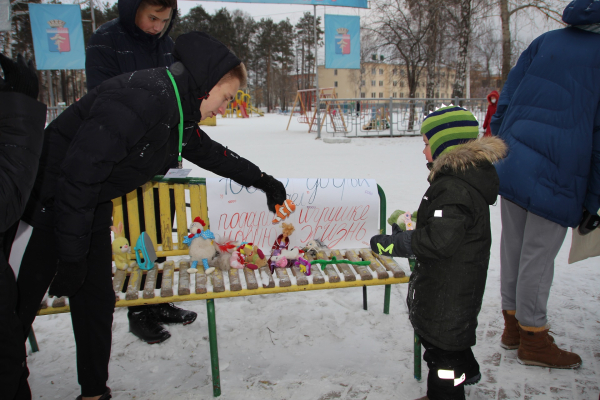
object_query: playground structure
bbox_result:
[362,106,390,130]
[286,88,347,133]
[225,90,264,118]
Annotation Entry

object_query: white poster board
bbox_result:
[206,178,379,251]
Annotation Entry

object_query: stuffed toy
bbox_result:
[272,199,297,224]
[212,238,238,272]
[303,239,328,259]
[279,246,303,261]
[270,255,289,268]
[230,243,267,270]
[294,256,311,276]
[111,222,137,272]
[387,209,417,231]
[184,216,216,274]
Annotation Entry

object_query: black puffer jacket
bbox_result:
[408,136,507,351]
[0,93,46,233]
[23,32,261,263]
[85,0,176,91]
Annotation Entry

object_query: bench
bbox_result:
[33,176,419,397]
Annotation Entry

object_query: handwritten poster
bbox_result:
[206,178,379,251]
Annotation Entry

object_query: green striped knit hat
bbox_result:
[421,106,479,160]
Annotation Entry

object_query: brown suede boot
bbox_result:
[501,310,520,349]
[517,324,581,369]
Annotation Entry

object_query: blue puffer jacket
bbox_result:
[491,0,600,227]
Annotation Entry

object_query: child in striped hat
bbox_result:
[370,106,507,400]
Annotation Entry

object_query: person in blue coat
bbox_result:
[490,0,600,369]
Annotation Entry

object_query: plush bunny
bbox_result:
[212,238,238,272]
[184,216,217,274]
[111,222,137,272]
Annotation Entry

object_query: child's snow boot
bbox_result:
[517,324,581,369]
[501,310,520,349]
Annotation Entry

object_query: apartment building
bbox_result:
[318,62,457,99]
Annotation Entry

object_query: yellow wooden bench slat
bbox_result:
[141,182,158,247]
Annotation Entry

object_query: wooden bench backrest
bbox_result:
[111,177,209,258]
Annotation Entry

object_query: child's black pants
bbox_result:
[422,338,478,400]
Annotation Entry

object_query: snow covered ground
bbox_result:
[27,114,600,399]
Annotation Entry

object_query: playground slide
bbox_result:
[239,103,249,118]
[247,105,264,116]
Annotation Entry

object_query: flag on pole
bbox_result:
[29,4,85,70]
[325,15,360,69]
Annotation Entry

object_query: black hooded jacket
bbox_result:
[408,136,507,351]
[22,32,261,263]
[85,0,176,91]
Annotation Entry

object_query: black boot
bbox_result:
[150,303,197,325]
[128,308,171,344]
[463,358,481,386]
[76,387,112,400]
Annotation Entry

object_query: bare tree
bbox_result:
[473,24,502,81]
[499,0,563,86]
[422,0,446,112]
[369,0,430,130]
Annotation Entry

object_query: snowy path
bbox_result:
[27,114,600,399]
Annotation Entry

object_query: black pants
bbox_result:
[422,339,477,400]
[0,250,31,400]
[14,224,115,398]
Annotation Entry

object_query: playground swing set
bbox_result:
[286,87,348,133]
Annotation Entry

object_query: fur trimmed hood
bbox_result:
[429,136,507,205]
[429,136,507,180]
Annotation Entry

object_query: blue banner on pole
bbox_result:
[29,4,85,70]
[325,15,360,69]
[183,0,368,8]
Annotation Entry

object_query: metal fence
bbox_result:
[46,103,68,123]
[313,97,488,137]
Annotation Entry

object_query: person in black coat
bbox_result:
[86,0,199,345]
[0,53,46,400]
[12,32,286,400]
[370,106,507,400]
[86,0,176,91]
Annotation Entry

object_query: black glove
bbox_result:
[578,208,600,235]
[0,53,39,99]
[253,172,286,213]
[48,259,88,297]
[370,230,414,258]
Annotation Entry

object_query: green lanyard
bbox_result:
[166,69,184,169]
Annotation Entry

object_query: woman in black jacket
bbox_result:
[86,0,199,345]
[0,53,45,400]
[13,32,285,400]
